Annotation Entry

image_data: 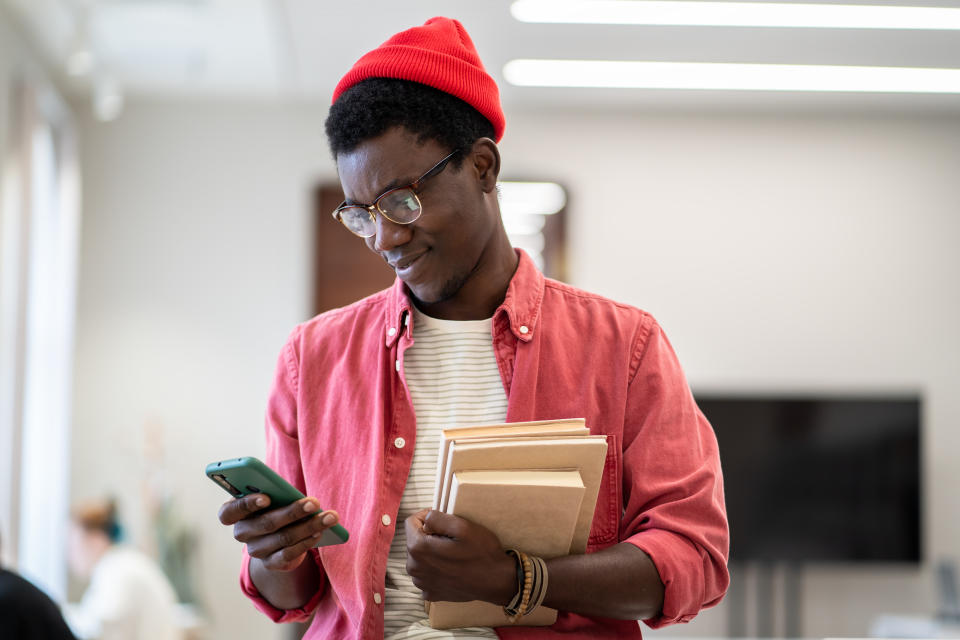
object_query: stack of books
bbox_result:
[426,418,608,629]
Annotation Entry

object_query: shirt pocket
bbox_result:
[587,433,621,550]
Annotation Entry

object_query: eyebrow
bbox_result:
[343,174,416,207]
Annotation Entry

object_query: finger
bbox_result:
[218,494,270,525]
[422,510,468,538]
[410,508,430,523]
[411,576,433,602]
[258,529,326,572]
[234,498,321,541]
[243,509,333,556]
[407,520,459,559]
[405,512,427,547]
[245,510,339,560]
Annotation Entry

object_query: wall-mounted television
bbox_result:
[695,394,922,564]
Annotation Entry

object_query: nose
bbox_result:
[369,212,413,253]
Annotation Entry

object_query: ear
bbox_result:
[470,138,500,193]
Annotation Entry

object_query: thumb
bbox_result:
[422,509,464,538]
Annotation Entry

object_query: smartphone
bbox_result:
[206,456,349,546]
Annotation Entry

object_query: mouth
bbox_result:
[388,250,428,277]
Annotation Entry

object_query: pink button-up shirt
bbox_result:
[240,249,729,639]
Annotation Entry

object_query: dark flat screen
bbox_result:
[695,395,921,563]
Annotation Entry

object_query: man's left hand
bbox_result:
[405,509,517,604]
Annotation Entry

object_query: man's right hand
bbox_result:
[218,495,340,572]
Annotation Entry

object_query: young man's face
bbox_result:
[336,127,500,310]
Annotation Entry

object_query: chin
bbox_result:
[407,284,444,306]
[408,272,466,308]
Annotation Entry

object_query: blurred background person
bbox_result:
[0,527,78,640]
[64,499,182,640]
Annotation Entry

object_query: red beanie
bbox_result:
[332,17,505,142]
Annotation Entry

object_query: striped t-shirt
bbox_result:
[383,307,508,640]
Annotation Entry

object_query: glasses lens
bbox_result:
[338,207,375,237]
[378,189,421,224]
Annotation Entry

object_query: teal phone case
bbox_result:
[206,456,349,546]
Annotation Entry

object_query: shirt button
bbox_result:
[394,437,406,449]
[395,359,400,372]
[387,327,397,337]
[381,514,392,526]
[519,325,529,334]
[373,592,382,605]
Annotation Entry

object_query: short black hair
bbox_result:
[324,78,495,167]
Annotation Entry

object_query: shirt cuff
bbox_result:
[624,529,703,628]
[239,547,327,623]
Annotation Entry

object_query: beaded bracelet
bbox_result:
[503,549,550,622]
[504,549,533,622]
[526,555,549,614]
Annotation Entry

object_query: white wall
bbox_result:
[501,109,960,637]
[74,99,960,638]
[72,101,327,640]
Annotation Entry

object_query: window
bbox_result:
[0,77,80,600]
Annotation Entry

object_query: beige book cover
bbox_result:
[448,469,585,558]
[437,435,597,514]
[436,436,608,554]
[427,469,586,630]
[430,418,589,510]
[426,599,558,630]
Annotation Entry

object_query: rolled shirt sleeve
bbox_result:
[620,321,730,627]
[239,547,327,623]
[238,329,329,622]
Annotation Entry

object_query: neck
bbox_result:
[90,538,112,564]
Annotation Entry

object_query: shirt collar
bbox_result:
[494,248,544,344]
[384,278,413,348]
[383,248,544,348]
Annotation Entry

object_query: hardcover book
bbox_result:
[425,419,608,630]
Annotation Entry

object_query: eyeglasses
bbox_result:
[331,149,459,238]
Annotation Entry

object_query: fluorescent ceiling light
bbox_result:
[503,60,960,93]
[67,50,95,77]
[503,215,547,237]
[511,0,960,30]
[498,182,568,216]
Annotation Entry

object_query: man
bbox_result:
[0,528,78,640]
[218,16,728,640]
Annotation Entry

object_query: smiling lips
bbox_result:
[388,251,427,274]
[387,251,426,271]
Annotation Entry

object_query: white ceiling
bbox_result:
[5,0,960,111]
